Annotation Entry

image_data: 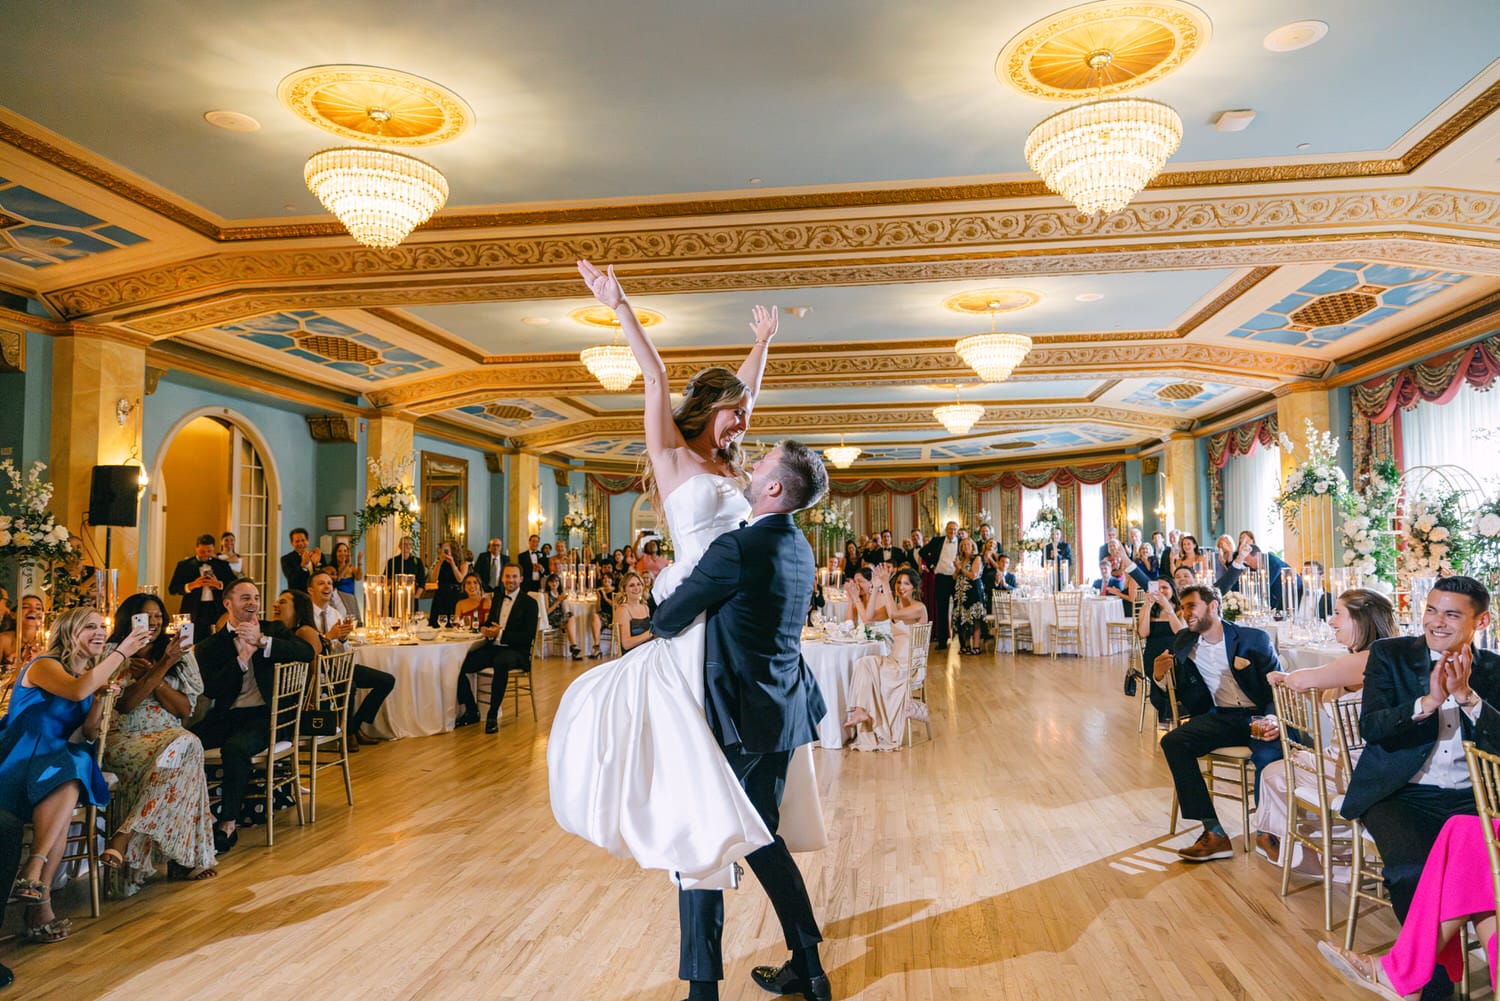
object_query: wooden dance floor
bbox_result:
[15,649,1396,1000]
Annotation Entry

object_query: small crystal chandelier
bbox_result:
[579,336,641,392]
[933,387,985,436]
[824,436,861,469]
[304,146,449,248]
[1023,51,1183,216]
[956,303,1033,382]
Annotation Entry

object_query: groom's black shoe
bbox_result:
[751,962,831,1001]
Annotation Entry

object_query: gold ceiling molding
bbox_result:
[996,1,1211,101]
[0,329,22,371]
[277,65,474,147]
[46,188,1500,325]
[1176,266,1276,336]
[363,307,489,362]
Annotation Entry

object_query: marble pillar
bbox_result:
[1276,388,1337,571]
[1163,435,1200,540]
[364,415,415,574]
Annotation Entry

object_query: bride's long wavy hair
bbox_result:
[640,367,752,542]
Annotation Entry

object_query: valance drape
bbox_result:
[827,477,936,496]
[1207,414,1279,534]
[587,473,644,495]
[958,464,1123,556]
[1352,335,1500,423]
[958,463,1121,491]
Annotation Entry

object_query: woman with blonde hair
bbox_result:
[550,260,827,901]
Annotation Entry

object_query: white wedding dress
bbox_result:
[548,473,826,887]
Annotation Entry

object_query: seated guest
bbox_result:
[615,572,653,652]
[1172,563,1198,594]
[1214,534,1236,573]
[595,569,617,644]
[1252,588,1396,867]
[863,530,906,571]
[1093,559,1128,596]
[1339,575,1500,999]
[1320,813,1499,1001]
[384,535,426,585]
[455,565,538,733]
[273,589,322,654]
[541,573,583,659]
[453,572,491,627]
[168,533,235,641]
[1133,578,1184,720]
[280,527,321,592]
[0,607,152,942]
[307,571,395,747]
[100,593,218,890]
[841,573,874,624]
[218,531,244,575]
[0,594,46,673]
[190,578,316,854]
[473,537,509,594]
[845,566,929,751]
[1216,533,1294,611]
[1152,585,1282,861]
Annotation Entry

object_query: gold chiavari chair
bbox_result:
[301,650,356,823]
[1331,694,1392,948]
[1272,684,1351,930]
[1162,665,1253,850]
[1106,596,1144,666]
[1049,590,1083,658]
[48,688,116,917]
[533,592,566,659]
[990,593,1032,655]
[204,660,308,847]
[905,622,934,747]
[1463,741,1500,998]
[473,652,538,725]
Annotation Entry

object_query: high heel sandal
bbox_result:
[12,853,48,903]
[20,914,71,944]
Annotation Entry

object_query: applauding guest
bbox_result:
[953,537,987,655]
[0,607,152,943]
[100,593,217,891]
[844,566,929,751]
[307,571,394,747]
[280,527,320,593]
[330,541,363,603]
[168,534,235,641]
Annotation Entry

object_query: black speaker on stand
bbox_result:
[88,464,140,576]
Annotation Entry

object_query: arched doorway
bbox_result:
[629,494,658,543]
[147,409,280,602]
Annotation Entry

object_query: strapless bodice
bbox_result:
[652,474,750,601]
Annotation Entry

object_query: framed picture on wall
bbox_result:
[326,514,347,532]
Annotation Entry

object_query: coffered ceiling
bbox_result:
[2,0,1499,471]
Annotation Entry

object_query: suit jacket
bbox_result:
[383,553,427,584]
[193,619,315,724]
[473,551,510,592]
[994,571,1018,591]
[1216,551,1293,610]
[1044,541,1073,566]
[480,588,539,656]
[167,555,234,629]
[1166,620,1280,719]
[652,513,826,754]
[863,546,907,569]
[919,535,960,576]
[281,549,318,592]
[516,549,546,591]
[1341,636,1500,819]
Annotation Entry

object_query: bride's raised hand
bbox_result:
[749,304,778,344]
[577,259,625,310]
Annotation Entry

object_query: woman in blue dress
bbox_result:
[0,606,152,942]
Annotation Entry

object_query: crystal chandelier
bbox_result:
[956,303,1033,382]
[304,146,449,248]
[933,388,985,436]
[1023,52,1182,216]
[824,436,861,469]
[580,343,640,392]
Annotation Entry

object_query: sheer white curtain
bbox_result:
[1020,487,1045,529]
[1401,381,1500,488]
[1080,483,1106,577]
[1223,444,1285,555]
[891,494,915,540]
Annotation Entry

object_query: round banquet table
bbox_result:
[353,636,484,739]
[1008,594,1131,656]
[1280,642,1348,672]
[802,638,888,750]
[565,598,599,656]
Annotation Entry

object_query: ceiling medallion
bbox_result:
[824,436,862,470]
[996,1,1211,101]
[303,147,449,248]
[1155,381,1204,401]
[484,404,534,421]
[942,289,1040,315]
[278,65,474,146]
[933,387,985,436]
[569,305,664,329]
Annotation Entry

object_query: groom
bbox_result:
[652,441,832,1001]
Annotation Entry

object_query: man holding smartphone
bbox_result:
[168,533,234,641]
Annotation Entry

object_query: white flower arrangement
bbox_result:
[1219,589,1250,622]
[0,460,74,568]
[352,456,420,547]
[1275,418,1348,531]
[1401,491,1467,579]
[797,501,854,542]
[1338,459,1398,584]
[1465,493,1500,591]
[562,492,595,532]
[1022,505,1068,552]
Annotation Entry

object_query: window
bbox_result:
[1223,443,1285,556]
[1401,381,1500,489]
[1020,487,1045,530]
[1080,483,1106,577]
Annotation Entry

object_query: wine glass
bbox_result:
[438,614,450,630]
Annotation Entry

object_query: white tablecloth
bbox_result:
[1280,643,1348,671]
[802,639,887,750]
[565,598,599,656]
[354,637,484,739]
[1010,595,1131,656]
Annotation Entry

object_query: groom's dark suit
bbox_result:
[652,511,827,984]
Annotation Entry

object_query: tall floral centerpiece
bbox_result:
[0,459,74,602]
[1400,490,1467,579]
[1275,419,1348,571]
[1467,493,1500,593]
[562,492,595,549]
[353,456,420,630]
[1021,505,1068,552]
[796,501,854,564]
[1338,458,1398,590]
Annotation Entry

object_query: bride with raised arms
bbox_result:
[548,260,824,888]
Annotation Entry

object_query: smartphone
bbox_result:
[132,612,150,632]
[177,621,194,646]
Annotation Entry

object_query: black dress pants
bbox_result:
[349,664,395,731]
[1357,784,1477,921]
[456,645,529,722]
[679,745,822,983]
[191,707,270,822]
[1159,707,1281,824]
[931,574,955,646]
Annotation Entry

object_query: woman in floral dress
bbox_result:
[100,593,217,891]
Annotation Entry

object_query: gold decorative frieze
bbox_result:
[144,365,166,394]
[305,413,359,443]
[0,329,22,371]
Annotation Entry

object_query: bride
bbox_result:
[548,260,822,887]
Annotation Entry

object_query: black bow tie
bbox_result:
[739,520,748,529]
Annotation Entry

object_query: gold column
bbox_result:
[1163,434,1200,539]
[507,451,541,556]
[49,330,147,591]
[1276,387,1336,569]
[364,415,415,573]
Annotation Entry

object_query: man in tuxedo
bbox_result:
[1215,536,1294,611]
[1152,585,1282,862]
[1097,527,1120,563]
[190,577,315,854]
[919,521,961,649]
[862,529,905,571]
[1341,576,1500,997]
[383,535,426,582]
[517,534,546,593]
[1044,528,1073,588]
[307,570,394,747]
[168,533,234,640]
[455,564,538,734]
[653,441,831,1001]
[473,537,510,594]
[280,527,320,592]
[993,554,1017,591]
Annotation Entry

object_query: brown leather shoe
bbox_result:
[1177,828,1233,862]
[1255,831,1281,865]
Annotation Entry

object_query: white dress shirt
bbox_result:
[1194,636,1256,709]
[934,537,959,576]
[491,589,521,645]
[1410,648,1485,790]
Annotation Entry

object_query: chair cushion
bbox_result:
[1207,745,1254,760]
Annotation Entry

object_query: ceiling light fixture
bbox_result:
[579,318,641,392]
[304,146,449,248]
[1023,50,1182,216]
[933,387,985,436]
[955,303,1033,383]
[824,436,862,470]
